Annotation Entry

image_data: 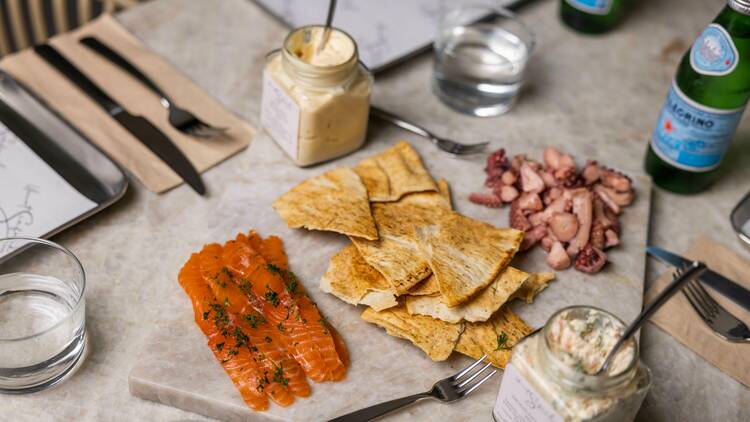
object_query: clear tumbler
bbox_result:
[0,238,86,394]
[433,2,536,117]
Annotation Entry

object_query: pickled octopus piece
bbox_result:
[469,192,503,208]
[574,244,608,274]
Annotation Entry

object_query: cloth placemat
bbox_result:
[0,14,253,193]
[645,236,750,388]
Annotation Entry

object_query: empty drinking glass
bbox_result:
[0,238,86,394]
[433,3,536,117]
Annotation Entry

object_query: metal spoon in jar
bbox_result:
[316,0,338,54]
[596,261,708,375]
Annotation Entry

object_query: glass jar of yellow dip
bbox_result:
[493,306,652,422]
[260,26,373,167]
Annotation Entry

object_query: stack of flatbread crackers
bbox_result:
[273,141,555,367]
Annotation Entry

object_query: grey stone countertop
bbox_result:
[5,0,749,420]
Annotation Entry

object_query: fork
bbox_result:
[683,276,750,343]
[328,355,497,421]
[370,106,489,155]
[80,36,228,139]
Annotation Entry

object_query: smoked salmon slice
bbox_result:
[229,232,347,382]
[177,254,269,411]
[224,233,330,382]
[251,232,349,381]
[212,241,311,401]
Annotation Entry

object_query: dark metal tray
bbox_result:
[0,70,127,239]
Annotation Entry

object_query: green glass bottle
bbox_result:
[645,0,750,194]
[560,0,624,34]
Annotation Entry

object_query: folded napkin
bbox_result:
[0,14,253,193]
[645,236,750,388]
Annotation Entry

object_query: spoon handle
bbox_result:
[317,0,338,53]
[598,261,707,374]
[324,0,337,27]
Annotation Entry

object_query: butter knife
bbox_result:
[647,245,750,313]
[34,44,206,195]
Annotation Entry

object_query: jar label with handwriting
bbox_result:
[565,0,613,15]
[260,71,300,160]
[493,364,563,422]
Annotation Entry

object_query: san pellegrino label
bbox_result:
[651,80,745,172]
[690,24,739,76]
[565,0,613,15]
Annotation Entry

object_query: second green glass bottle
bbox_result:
[561,0,624,34]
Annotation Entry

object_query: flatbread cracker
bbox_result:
[455,307,533,368]
[437,179,452,208]
[352,202,449,293]
[361,305,463,361]
[320,245,397,311]
[398,178,452,209]
[417,212,524,307]
[351,179,453,293]
[512,272,556,304]
[273,168,378,240]
[354,141,438,202]
[407,275,440,296]
[405,267,529,323]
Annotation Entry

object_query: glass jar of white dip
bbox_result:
[493,306,651,422]
[260,25,373,167]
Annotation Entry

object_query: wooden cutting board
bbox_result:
[129,171,652,422]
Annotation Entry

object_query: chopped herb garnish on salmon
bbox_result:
[318,318,329,334]
[265,286,280,306]
[265,336,272,343]
[267,264,281,274]
[216,342,225,351]
[272,364,290,386]
[210,303,230,336]
[239,278,253,295]
[233,327,249,348]
[267,264,299,293]
[257,374,270,392]
[244,314,265,328]
[277,322,286,332]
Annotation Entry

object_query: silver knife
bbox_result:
[647,245,750,313]
[34,44,205,195]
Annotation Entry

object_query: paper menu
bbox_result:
[0,124,96,251]
[257,0,520,71]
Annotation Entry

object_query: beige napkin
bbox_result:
[645,236,750,388]
[0,14,253,193]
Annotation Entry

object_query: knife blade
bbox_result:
[647,245,750,313]
[34,44,205,195]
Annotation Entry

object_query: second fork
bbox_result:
[329,354,497,421]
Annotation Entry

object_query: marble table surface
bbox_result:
[5,0,750,420]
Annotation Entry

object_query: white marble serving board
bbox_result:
[128,138,652,422]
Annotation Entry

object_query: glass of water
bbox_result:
[0,238,86,394]
[433,3,536,117]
